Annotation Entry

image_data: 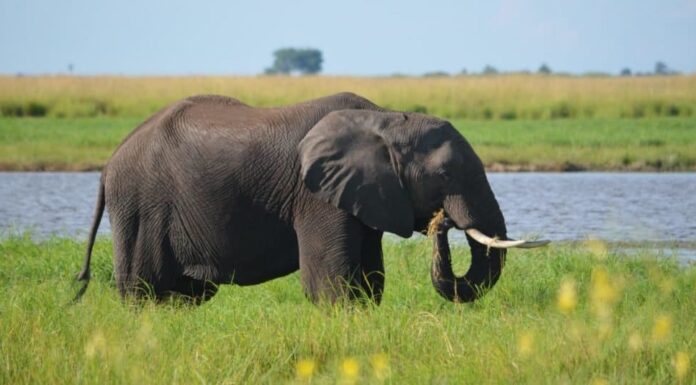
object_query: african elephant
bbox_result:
[75,92,547,304]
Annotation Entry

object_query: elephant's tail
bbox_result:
[73,178,106,302]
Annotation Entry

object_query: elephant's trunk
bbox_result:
[430,187,508,302]
[430,221,506,302]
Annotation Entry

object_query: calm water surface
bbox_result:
[1,172,695,247]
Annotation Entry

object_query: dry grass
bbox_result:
[427,209,446,238]
[2,75,695,119]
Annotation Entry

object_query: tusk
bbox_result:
[513,239,551,248]
[465,228,550,249]
[465,228,526,248]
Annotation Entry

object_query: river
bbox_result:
[1,172,695,261]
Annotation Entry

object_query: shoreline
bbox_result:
[1,162,695,172]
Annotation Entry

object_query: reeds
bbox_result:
[2,75,695,119]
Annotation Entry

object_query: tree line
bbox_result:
[264,47,683,77]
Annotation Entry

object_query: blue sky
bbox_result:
[1,0,695,75]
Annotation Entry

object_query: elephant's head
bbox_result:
[299,110,547,302]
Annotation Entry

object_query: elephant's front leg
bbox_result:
[359,227,385,305]
[295,209,367,304]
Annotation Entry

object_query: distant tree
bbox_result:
[538,63,552,74]
[264,48,323,75]
[422,71,450,77]
[460,68,468,75]
[654,61,668,75]
[482,65,498,75]
[620,68,632,76]
[654,61,678,75]
[581,71,611,77]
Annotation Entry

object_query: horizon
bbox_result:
[4,71,696,77]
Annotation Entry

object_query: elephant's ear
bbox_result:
[299,110,414,238]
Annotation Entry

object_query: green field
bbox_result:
[1,236,693,384]
[1,116,695,171]
[1,75,695,171]
[0,117,137,170]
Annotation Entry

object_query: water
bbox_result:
[0,172,112,238]
[1,172,695,247]
[488,173,696,242]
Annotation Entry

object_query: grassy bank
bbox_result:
[1,117,695,171]
[1,236,694,384]
[1,75,695,120]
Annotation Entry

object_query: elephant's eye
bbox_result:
[437,169,451,181]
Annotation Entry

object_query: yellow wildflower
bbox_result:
[296,358,316,379]
[557,277,577,314]
[597,319,613,340]
[84,330,106,359]
[591,267,618,307]
[659,278,676,296]
[370,353,390,380]
[652,314,672,343]
[628,332,643,352]
[589,267,623,341]
[341,357,360,381]
[516,332,534,357]
[585,238,608,260]
[673,351,690,381]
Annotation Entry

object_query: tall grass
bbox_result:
[1,235,694,384]
[1,75,695,119]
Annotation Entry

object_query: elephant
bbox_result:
[75,92,547,304]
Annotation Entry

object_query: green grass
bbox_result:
[456,117,696,170]
[1,236,694,384]
[0,117,138,170]
[1,116,695,171]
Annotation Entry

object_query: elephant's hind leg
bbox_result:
[111,210,182,301]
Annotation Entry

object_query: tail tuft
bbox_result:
[76,269,91,282]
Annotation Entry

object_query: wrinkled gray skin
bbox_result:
[76,92,507,304]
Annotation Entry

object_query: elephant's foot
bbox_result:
[165,276,219,305]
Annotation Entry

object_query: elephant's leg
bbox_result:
[295,209,365,304]
[110,212,140,298]
[359,227,385,305]
[110,208,179,300]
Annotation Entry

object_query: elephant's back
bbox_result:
[109,92,382,161]
[104,92,385,204]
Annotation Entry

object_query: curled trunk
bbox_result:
[430,222,506,303]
